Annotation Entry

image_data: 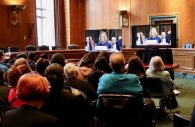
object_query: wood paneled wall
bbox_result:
[69,0,86,49]
[0,0,36,51]
[85,0,195,48]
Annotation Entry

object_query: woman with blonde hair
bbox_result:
[146,56,179,109]
[146,56,169,79]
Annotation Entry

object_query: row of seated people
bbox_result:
[2,45,65,52]
[0,49,193,127]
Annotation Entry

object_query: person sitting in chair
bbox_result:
[146,56,179,109]
[96,52,152,127]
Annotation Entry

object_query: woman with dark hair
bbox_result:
[76,52,96,81]
[88,56,112,90]
[41,63,91,127]
[50,53,65,67]
[97,51,110,63]
[127,56,145,75]
[36,58,50,77]
[126,56,148,96]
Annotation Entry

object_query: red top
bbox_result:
[8,88,24,107]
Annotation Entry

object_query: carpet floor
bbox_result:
[157,77,195,127]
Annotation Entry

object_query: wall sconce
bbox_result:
[118,10,129,28]
[10,5,27,25]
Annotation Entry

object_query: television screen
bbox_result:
[131,24,177,48]
[85,29,122,52]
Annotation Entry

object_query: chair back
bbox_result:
[143,77,171,98]
[25,45,37,51]
[98,94,144,126]
[8,46,19,52]
[38,45,49,50]
[173,113,190,127]
[68,44,79,49]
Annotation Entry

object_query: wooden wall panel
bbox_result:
[0,0,36,51]
[69,0,85,49]
[85,0,195,48]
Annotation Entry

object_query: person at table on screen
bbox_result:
[116,36,122,51]
[166,30,171,44]
[97,31,112,49]
[147,27,161,43]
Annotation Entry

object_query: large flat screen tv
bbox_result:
[85,29,122,51]
[131,24,177,48]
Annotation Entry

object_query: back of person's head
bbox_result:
[94,56,112,73]
[16,53,28,59]
[109,52,125,73]
[14,58,28,67]
[40,53,48,59]
[98,51,110,62]
[77,52,96,67]
[9,53,17,61]
[64,63,77,78]
[7,61,31,87]
[36,58,50,76]
[16,73,49,104]
[45,63,65,92]
[50,53,65,67]
[127,56,145,75]
[149,56,165,72]
[7,66,22,87]
[28,52,36,61]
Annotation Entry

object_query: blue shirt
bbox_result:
[96,72,143,107]
[97,42,112,49]
[147,36,161,43]
[0,62,8,73]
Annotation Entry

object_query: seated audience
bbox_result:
[88,56,112,90]
[7,59,32,107]
[16,53,28,60]
[76,52,95,81]
[40,53,49,59]
[50,53,65,67]
[0,50,8,73]
[27,52,36,71]
[126,56,148,97]
[35,58,50,77]
[97,52,143,99]
[146,56,179,109]
[6,53,17,68]
[64,63,97,101]
[96,52,152,127]
[41,63,91,127]
[3,73,60,127]
[97,51,110,63]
